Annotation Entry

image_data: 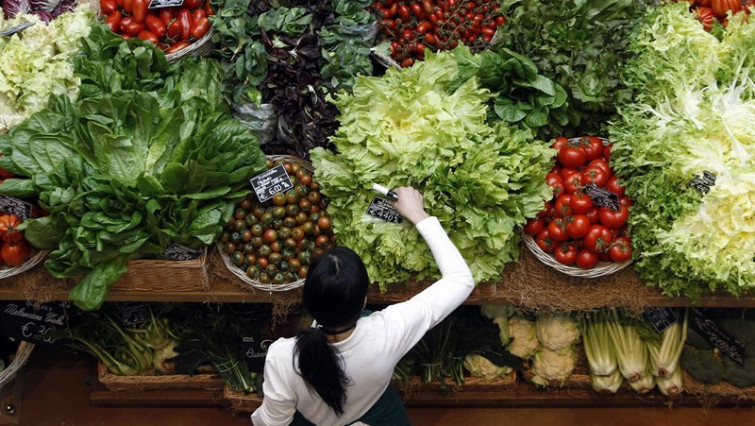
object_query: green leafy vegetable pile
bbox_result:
[311,47,554,288]
[0,26,266,310]
[608,3,755,298]
[0,4,93,133]
[499,0,653,135]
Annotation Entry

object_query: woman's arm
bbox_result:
[250,345,297,426]
[376,187,475,357]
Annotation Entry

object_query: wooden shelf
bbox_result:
[1,250,754,309]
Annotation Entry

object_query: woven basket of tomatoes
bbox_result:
[217,156,336,292]
[523,136,633,278]
[0,213,47,280]
[99,0,214,61]
[370,0,507,68]
[683,0,754,33]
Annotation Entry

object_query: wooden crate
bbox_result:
[110,248,209,292]
[97,362,223,392]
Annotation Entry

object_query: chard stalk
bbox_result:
[657,367,683,396]
[606,309,647,383]
[629,372,655,394]
[654,309,688,378]
[590,370,623,394]
[583,310,617,376]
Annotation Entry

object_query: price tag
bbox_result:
[687,170,716,195]
[366,196,404,223]
[148,0,184,9]
[643,307,678,334]
[0,301,68,346]
[584,184,621,212]
[690,308,746,366]
[249,164,294,203]
[0,22,35,37]
[120,302,151,327]
[0,194,33,220]
[241,336,274,373]
[163,243,202,261]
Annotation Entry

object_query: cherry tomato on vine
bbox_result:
[535,229,555,253]
[609,237,633,262]
[598,205,629,229]
[566,214,591,239]
[523,218,545,236]
[554,243,578,266]
[558,145,587,169]
[569,192,593,214]
[576,249,600,269]
[547,218,569,242]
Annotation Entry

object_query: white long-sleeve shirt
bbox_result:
[251,216,475,426]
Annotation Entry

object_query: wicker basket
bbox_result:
[400,372,519,394]
[0,250,47,281]
[0,341,34,389]
[164,29,215,63]
[223,386,262,412]
[524,235,633,279]
[109,247,209,292]
[521,370,593,390]
[218,155,317,293]
[97,362,224,392]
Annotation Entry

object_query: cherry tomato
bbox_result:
[100,0,117,15]
[192,8,207,25]
[159,9,174,26]
[523,218,545,236]
[582,166,609,187]
[606,175,626,196]
[569,192,594,214]
[411,3,424,17]
[398,4,411,19]
[424,33,438,46]
[576,249,600,269]
[184,0,202,8]
[123,0,133,13]
[416,20,432,34]
[554,243,578,266]
[167,41,190,53]
[204,0,214,16]
[401,58,415,67]
[566,214,591,239]
[168,19,182,39]
[558,145,587,169]
[535,229,555,253]
[121,18,145,36]
[609,237,633,262]
[132,0,148,22]
[495,15,506,26]
[547,219,569,242]
[178,9,191,41]
[584,225,614,253]
[138,30,158,44]
[555,194,573,218]
[106,11,122,32]
[599,205,629,229]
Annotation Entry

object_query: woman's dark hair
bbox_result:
[294,247,369,416]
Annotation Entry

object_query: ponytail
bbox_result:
[296,246,369,416]
[294,328,348,415]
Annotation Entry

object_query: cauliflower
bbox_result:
[506,314,539,359]
[530,346,577,387]
[536,312,581,351]
[463,354,513,382]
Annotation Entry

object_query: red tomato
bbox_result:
[178,9,191,40]
[550,181,565,198]
[424,33,438,46]
[545,172,563,187]
[537,201,552,220]
[192,9,207,25]
[167,41,190,53]
[100,0,117,15]
[599,205,629,229]
[576,249,600,269]
[204,0,213,15]
[563,172,583,194]
[1,240,29,266]
[582,166,609,187]
[535,229,555,253]
[416,20,432,34]
[411,2,424,17]
[132,0,148,22]
[578,136,604,161]
[602,143,612,160]
[606,175,626,196]
[106,11,122,32]
[120,18,145,36]
[159,9,174,26]
[548,219,569,242]
[585,208,600,225]
[168,19,182,39]
[123,0,133,13]
[558,145,587,169]
[401,58,415,67]
[184,0,202,8]
[398,4,411,19]
[523,218,545,236]
[609,237,633,262]
[552,136,569,150]
[192,17,210,39]
[712,0,740,16]
[138,30,158,44]
[560,167,579,181]
[555,194,573,218]
[584,225,614,253]
[495,15,506,26]
[587,158,611,175]
[554,243,578,266]
[145,15,166,37]
[569,192,594,214]
[566,214,591,239]
[620,196,633,207]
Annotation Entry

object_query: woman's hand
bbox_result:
[392,187,429,225]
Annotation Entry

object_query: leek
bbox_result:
[583,310,617,376]
[606,309,647,382]
[590,370,623,394]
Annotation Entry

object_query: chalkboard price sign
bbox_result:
[241,336,274,373]
[120,302,151,327]
[584,184,621,212]
[0,194,33,220]
[687,170,716,195]
[366,196,404,223]
[163,244,202,261]
[643,307,678,334]
[148,0,184,9]
[690,308,746,366]
[249,164,294,203]
[0,301,68,346]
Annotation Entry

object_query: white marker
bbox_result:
[372,183,398,200]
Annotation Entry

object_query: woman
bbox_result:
[251,187,475,426]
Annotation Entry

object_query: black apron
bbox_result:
[289,385,411,426]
